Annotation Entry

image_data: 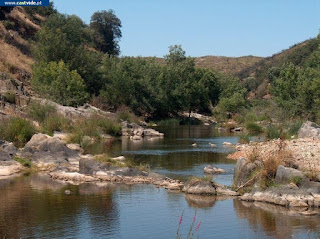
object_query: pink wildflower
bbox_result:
[196,220,202,231]
[179,211,184,226]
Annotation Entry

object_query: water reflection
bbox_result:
[0,175,120,239]
[234,199,320,239]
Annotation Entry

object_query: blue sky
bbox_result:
[52,0,320,58]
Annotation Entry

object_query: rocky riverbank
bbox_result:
[228,121,320,211]
[0,132,237,198]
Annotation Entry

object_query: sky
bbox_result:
[52,0,320,58]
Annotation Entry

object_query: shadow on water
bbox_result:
[0,175,120,239]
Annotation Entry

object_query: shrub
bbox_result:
[0,118,36,147]
[290,176,303,186]
[260,147,293,189]
[95,117,122,136]
[157,118,180,127]
[287,120,303,136]
[239,133,250,144]
[116,106,140,123]
[68,115,121,144]
[42,114,72,135]
[247,146,260,163]
[3,91,16,104]
[265,125,281,139]
[2,20,15,30]
[27,102,57,123]
[32,61,89,107]
[265,124,289,140]
[245,122,263,135]
[14,157,31,168]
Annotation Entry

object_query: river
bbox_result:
[0,125,319,239]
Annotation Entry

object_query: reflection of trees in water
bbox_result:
[157,126,229,139]
[0,176,120,238]
[233,199,320,239]
[127,152,234,171]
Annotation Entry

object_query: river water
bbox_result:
[0,125,319,239]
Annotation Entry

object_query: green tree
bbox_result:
[215,77,247,115]
[34,13,103,95]
[90,10,122,55]
[32,61,88,106]
[34,13,87,63]
[165,45,187,64]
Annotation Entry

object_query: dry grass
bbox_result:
[194,55,262,75]
[188,175,213,185]
[9,7,40,31]
[305,163,319,182]
[0,40,33,74]
[142,55,262,76]
[247,146,260,163]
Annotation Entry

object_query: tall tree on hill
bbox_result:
[34,13,103,95]
[90,10,122,55]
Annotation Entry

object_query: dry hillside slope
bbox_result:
[0,7,45,83]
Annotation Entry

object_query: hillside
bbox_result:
[143,55,263,76]
[0,7,48,83]
[236,38,318,82]
[194,55,262,75]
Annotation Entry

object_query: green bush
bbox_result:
[14,157,31,168]
[239,133,250,144]
[42,114,72,135]
[0,118,36,147]
[3,91,16,104]
[27,102,57,123]
[265,125,281,139]
[68,115,121,144]
[116,106,140,123]
[2,20,15,30]
[32,61,89,107]
[157,118,180,126]
[95,117,122,136]
[287,120,303,136]
[245,122,263,135]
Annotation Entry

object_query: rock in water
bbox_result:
[183,181,216,195]
[204,165,225,174]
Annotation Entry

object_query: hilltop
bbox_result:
[144,55,263,76]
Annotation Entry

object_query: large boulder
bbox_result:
[23,133,49,150]
[233,157,263,188]
[79,157,111,175]
[298,121,320,139]
[22,133,80,167]
[275,165,306,184]
[0,151,13,161]
[0,141,17,156]
[183,181,216,195]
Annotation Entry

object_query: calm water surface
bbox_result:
[0,126,319,239]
